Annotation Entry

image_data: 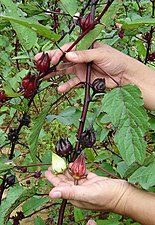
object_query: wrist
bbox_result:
[123,57,155,110]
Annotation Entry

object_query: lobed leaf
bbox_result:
[129,160,155,189]
[102,85,149,165]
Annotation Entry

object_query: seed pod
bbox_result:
[118,29,124,39]
[148,52,155,61]
[92,78,106,94]
[52,152,67,174]
[20,114,30,127]
[79,13,92,31]
[69,153,86,181]
[0,91,10,103]
[80,127,96,148]
[8,128,18,143]
[36,52,50,73]
[56,137,73,157]
[21,74,38,98]
[6,175,15,187]
[34,171,41,178]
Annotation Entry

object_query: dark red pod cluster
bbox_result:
[79,13,92,31]
[0,91,10,103]
[148,52,155,61]
[6,175,15,187]
[36,52,50,73]
[69,153,86,181]
[118,29,124,39]
[80,127,96,148]
[56,137,73,157]
[143,32,151,41]
[92,78,106,94]
[21,74,38,98]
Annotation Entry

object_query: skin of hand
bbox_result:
[45,168,130,213]
[35,42,155,110]
[45,168,155,225]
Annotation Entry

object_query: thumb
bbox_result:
[65,48,102,64]
[49,185,90,202]
[86,220,97,225]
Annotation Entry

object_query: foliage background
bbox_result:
[0,0,155,224]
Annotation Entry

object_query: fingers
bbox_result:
[45,170,71,187]
[57,76,81,93]
[49,184,93,201]
[86,220,97,225]
[34,43,76,65]
[65,47,104,64]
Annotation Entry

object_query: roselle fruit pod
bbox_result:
[80,127,96,148]
[79,13,92,31]
[92,78,106,94]
[148,52,155,61]
[21,74,38,91]
[36,52,50,73]
[69,152,86,180]
[0,91,10,103]
[6,175,15,187]
[52,152,67,174]
[21,74,38,98]
[118,29,124,39]
[8,128,18,143]
[20,114,30,126]
[56,137,73,157]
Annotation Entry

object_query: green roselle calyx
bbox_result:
[52,152,67,174]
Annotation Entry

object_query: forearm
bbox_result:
[124,58,155,110]
[116,185,155,225]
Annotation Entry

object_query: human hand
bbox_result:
[35,42,143,93]
[45,168,131,214]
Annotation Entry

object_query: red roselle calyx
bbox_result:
[21,74,38,98]
[80,127,96,148]
[92,78,106,94]
[56,137,73,158]
[79,13,93,32]
[36,52,50,73]
[69,153,86,183]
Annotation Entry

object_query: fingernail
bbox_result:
[51,191,61,199]
[66,52,78,60]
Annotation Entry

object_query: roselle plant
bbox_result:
[0,0,155,225]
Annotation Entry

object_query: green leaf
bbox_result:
[0,186,36,224]
[34,217,46,225]
[77,24,103,50]
[102,85,149,165]
[60,0,78,16]
[0,163,14,174]
[18,3,43,16]
[0,15,61,42]
[122,18,155,30]
[2,81,22,98]
[0,0,37,50]
[129,160,155,189]
[22,197,49,215]
[74,207,84,222]
[77,1,122,50]
[28,105,51,162]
